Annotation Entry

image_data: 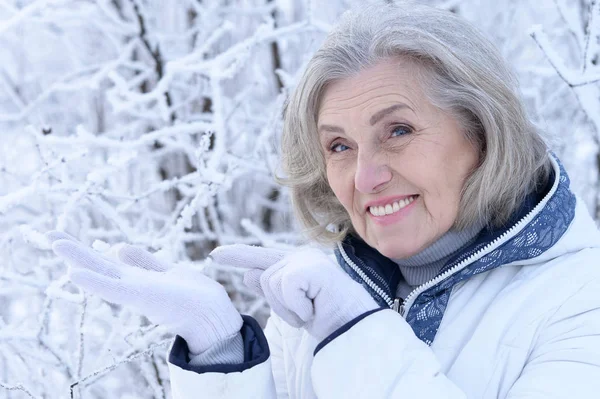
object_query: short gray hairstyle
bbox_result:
[279,1,551,245]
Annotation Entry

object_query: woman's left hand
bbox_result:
[210,245,380,341]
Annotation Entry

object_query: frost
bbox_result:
[0,0,599,398]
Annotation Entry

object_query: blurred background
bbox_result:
[0,0,598,397]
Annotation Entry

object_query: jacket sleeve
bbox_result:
[505,278,600,398]
[167,315,278,399]
[310,308,468,398]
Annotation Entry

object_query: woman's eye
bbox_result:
[330,143,349,153]
[391,125,412,137]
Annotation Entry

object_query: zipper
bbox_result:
[336,241,395,308]
[401,161,559,316]
[392,298,404,315]
[337,156,560,318]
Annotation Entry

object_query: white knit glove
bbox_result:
[46,231,243,356]
[210,245,380,341]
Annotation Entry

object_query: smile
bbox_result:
[368,195,417,216]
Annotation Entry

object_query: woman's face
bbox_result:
[318,59,479,259]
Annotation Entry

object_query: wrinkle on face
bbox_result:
[317,58,479,259]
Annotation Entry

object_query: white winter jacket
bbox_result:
[167,156,600,398]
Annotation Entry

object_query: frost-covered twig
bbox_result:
[128,0,174,122]
[583,0,600,73]
[530,25,600,87]
[69,338,171,397]
[0,382,39,399]
[530,24,600,143]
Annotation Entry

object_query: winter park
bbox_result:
[1,0,600,398]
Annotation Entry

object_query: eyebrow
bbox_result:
[318,103,412,134]
[369,103,412,125]
[318,124,345,134]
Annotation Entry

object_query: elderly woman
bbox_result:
[48,2,600,398]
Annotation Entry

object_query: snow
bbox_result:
[0,0,599,397]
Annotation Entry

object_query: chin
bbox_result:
[371,237,422,260]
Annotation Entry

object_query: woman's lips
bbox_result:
[367,195,418,226]
[367,195,418,216]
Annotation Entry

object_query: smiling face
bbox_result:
[318,58,480,259]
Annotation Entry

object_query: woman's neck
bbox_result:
[392,221,484,287]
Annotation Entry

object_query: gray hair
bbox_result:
[279,1,551,245]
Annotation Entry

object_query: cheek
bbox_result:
[326,161,353,210]
[425,165,467,224]
[413,161,460,218]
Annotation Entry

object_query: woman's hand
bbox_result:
[210,245,380,341]
[46,231,243,356]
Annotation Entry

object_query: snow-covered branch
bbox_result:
[1,0,599,397]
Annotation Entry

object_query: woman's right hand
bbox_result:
[46,231,243,356]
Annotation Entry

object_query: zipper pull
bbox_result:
[392,297,404,314]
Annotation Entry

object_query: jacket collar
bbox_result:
[335,155,577,344]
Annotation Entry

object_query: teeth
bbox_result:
[369,196,416,217]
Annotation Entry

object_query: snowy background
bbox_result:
[0,0,599,397]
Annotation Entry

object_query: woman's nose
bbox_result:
[354,153,392,193]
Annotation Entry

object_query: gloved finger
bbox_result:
[46,230,79,245]
[209,244,287,271]
[260,262,305,328]
[69,268,136,307]
[52,239,122,279]
[279,261,316,323]
[117,244,172,272]
[242,269,264,296]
